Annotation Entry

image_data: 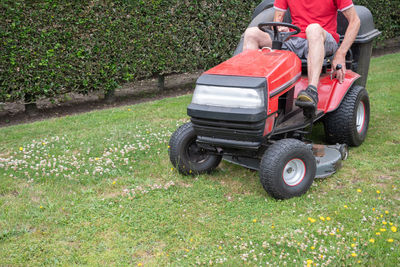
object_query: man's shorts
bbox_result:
[280,32,338,59]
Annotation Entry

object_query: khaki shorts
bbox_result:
[279,32,338,59]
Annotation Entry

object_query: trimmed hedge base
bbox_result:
[1,0,398,103]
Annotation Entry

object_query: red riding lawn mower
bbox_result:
[169,2,380,199]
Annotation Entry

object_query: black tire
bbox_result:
[324,85,370,146]
[259,139,316,199]
[168,122,222,175]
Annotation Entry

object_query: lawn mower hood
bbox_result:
[188,49,301,122]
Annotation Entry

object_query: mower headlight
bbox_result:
[191,85,265,109]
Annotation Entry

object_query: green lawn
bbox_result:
[1,53,399,266]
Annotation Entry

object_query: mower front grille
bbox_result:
[191,117,265,143]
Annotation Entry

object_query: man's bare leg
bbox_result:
[297,23,326,106]
[306,23,327,87]
[243,27,273,51]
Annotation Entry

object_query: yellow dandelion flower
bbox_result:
[252,219,257,223]
[344,205,348,208]
[42,142,46,145]
[378,197,382,200]
[385,210,389,214]
[380,214,384,218]
[307,259,313,265]
[369,238,375,243]
[372,208,376,211]
[380,228,386,232]
[351,243,356,248]
[357,260,361,263]
[357,189,362,193]
[308,217,316,223]
[185,249,189,252]
[326,217,331,221]
[391,226,397,233]
[19,147,23,151]
[218,246,222,250]
[329,232,335,236]
[319,216,325,221]
[112,181,116,185]
[95,157,99,161]
[271,225,275,229]
[353,238,356,241]
[137,263,143,267]
[40,205,43,209]
[311,246,315,250]
[190,238,193,242]
[351,253,357,257]
[168,145,170,148]
[376,190,381,194]
[128,108,131,111]
[387,239,394,243]
[383,221,387,225]
[376,232,381,235]
[170,167,174,171]
[389,222,393,226]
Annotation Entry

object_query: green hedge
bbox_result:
[354,0,400,41]
[1,0,398,103]
[0,0,257,102]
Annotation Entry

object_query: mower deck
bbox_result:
[223,144,346,179]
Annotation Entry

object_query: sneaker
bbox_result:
[296,85,319,107]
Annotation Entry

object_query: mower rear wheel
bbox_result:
[324,85,370,146]
[169,122,222,175]
[259,139,316,199]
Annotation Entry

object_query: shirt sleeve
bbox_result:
[274,0,288,11]
[335,0,354,11]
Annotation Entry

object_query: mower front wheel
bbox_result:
[259,139,316,199]
[169,122,222,175]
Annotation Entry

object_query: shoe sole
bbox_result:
[297,95,314,102]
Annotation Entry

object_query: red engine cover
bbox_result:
[205,48,302,98]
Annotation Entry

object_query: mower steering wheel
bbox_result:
[258,22,300,43]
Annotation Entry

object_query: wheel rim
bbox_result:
[186,139,209,163]
[282,159,306,186]
[356,101,366,133]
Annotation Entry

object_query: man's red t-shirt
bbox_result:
[274,0,354,43]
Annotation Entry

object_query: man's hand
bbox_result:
[277,26,290,32]
[332,53,346,83]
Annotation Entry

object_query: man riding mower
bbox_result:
[168,0,380,199]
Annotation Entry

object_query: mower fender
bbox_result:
[294,71,360,113]
[322,70,361,113]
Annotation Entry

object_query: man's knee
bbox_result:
[306,23,325,42]
[244,27,262,40]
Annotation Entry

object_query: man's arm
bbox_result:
[274,10,289,32]
[274,10,285,22]
[332,6,361,83]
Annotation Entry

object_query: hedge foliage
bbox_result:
[0,0,398,102]
[0,0,258,102]
[354,0,400,41]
